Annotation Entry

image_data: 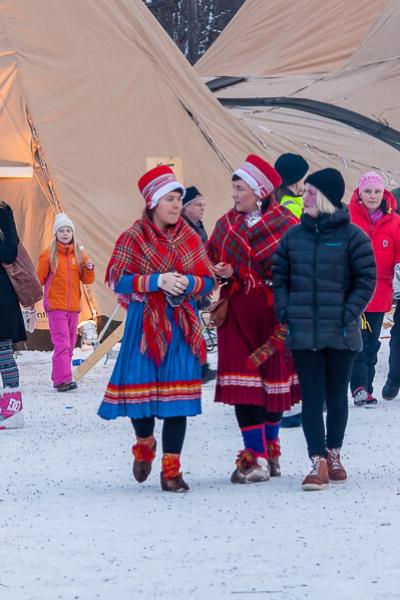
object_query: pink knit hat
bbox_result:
[359,171,384,194]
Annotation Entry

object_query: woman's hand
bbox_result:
[158,272,189,296]
[213,262,233,279]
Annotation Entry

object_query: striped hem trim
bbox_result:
[104,380,202,405]
[217,373,299,393]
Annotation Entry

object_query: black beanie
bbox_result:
[305,168,345,207]
[274,153,309,186]
[183,186,201,207]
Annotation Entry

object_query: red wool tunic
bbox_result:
[207,202,301,411]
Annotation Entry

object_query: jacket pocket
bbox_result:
[343,318,362,349]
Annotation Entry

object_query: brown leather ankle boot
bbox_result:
[327,448,347,484]
[302,456,329,491]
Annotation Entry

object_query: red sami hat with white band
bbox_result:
[233,154,282,198]
[138,165,186,209]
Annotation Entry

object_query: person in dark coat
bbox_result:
[272,168,376,491]
[382,187,400,400]
[275,152,309,219]
[274,152,309,428]
[183,186,215,383]
[0,201,26,429]
[182,186,208,244]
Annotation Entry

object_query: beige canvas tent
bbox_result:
[292,0,400,131]
[198,0,400,190]
[196,0,389,77]
[0,0,267,346]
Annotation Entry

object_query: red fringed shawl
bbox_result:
[207,202,298,284]
[105,215,214,365]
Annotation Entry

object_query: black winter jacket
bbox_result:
[183,216,208,245]
[272,205,376,351]
[0,203,26,343]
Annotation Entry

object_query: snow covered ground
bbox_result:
[2,337,400,600]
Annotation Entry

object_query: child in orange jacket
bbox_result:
[37,213,95,391]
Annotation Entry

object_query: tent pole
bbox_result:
[96,304,121,346]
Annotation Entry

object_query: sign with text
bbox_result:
[146,156,183,184]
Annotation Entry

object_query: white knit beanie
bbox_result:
[53,213,75,235]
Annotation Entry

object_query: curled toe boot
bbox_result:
[230,449,270,484]
[161,453,189,492]
[132,436,156,483]
[267,440,281,477]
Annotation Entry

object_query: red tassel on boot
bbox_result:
[131,435,156,483]
[267,440,281,477]
[160,453,189,492]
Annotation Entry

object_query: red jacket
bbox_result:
[349,188,400,312]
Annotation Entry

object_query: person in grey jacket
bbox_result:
[272,168,376,491]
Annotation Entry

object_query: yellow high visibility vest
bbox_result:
[280,194,303,219]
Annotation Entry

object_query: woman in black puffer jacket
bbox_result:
[0,202,26,347]
[0,201,26,429]
[272,168,376,491]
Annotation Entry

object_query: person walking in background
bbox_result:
[182,185,208,244]
[349,173,400,406]
[274,152,309,428]
[207,154,300,484]
[182,185,215,383]
[273,169,376,491]
[0,201,26,429]
[98,166,214,493]
[382,187,400,400]
[37,213,95,392]
[275,152,309,219]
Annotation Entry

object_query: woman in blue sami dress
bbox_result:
[98,165,214,492]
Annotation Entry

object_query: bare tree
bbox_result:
[143,0,245,63]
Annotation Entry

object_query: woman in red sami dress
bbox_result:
[207,154,300,484]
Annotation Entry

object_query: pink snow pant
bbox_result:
[48,310,79,386]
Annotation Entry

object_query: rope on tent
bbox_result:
[27,109,98,324]
[180,100,260,171]
[26,108,60,213]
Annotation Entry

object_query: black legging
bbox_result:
[387,302,400,384]
[234,405,282,428]
[350,311,384,394]
[131,416,187,454]
[292,348,356,458]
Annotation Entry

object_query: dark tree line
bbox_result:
[143,0,245,63]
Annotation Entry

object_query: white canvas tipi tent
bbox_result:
[0,0,263,346]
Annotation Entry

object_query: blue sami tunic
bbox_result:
[98,273,213,420]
